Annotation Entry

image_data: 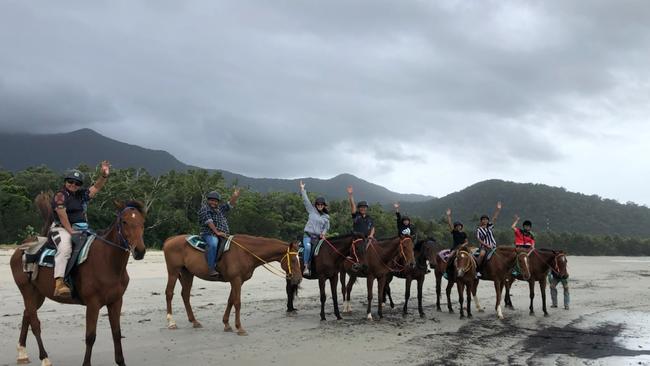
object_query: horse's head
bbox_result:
[418,238,438,269]
[515,248,531,281]
[455,249,475,279]
[282,240,302,285]
[553,251,569,279]
[115,200,147,260]
[400,236,416,270]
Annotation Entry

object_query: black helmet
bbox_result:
[64,169,84,184]
[357,201,369,208]
[523,220,532,227]
[453,221,463,228]
[480,215,490,221]
[401,215,411,222]
[314,197,328,206]
[206,191,221,201]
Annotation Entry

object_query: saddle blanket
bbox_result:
[185,235,233,253]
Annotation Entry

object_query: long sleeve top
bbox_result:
[301,189,330,236]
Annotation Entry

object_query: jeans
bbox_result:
[549,274,570,307]
[303,234,316,264]
[202,234,219,269]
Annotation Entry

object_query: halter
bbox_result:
[454,249,476,275]
[280,246,300,277]
[94,206,141,253]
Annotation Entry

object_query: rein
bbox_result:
[530,249,565,275]
[230,238,299,279]
[454,250,476,275]
[323,238,360,265]
[368,237,411,273]
[93,207,141,254]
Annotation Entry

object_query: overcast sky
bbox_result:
[1,1,649,205]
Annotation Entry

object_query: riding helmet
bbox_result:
[453,221,463,228]
[64,169,84,184]
[523,220,532,227]
[357,201,369,208]
[480,214,490,221]
[401,215,411,222]
[314,197,328,206]
[206,191,221,201]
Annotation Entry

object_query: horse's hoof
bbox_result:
[436,308,442,313]
[448,309,454,314]
[41,358,52,366]
[468,314,473,319]
[336,316,343,320]
[367,313,373,321]
[17,357,30,365]
[320,317,327,322]
[460,314,465,319]
[237,330,248,336]
[544,313,549,318]
[529,312,535,316]
[167,323,177,330]
[193,321,203,328]
[419,312,426,319]
[224,325,233,332]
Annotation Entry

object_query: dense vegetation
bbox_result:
[1,166,650,256]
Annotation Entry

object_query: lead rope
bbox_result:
[229,238,297,279]
[323,238,360,265]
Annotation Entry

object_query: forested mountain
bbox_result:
[0,129,432,203]
[399,180,650,237]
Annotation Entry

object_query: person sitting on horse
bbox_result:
[475,201,502,278]
[51,161,111,298]
[445,208,469,277]
[512,215,535,250]
[197,188,241,277]
[347,185,375,262]
[394,202,415,237]
[299,180,330,276]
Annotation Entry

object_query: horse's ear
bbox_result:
[114,200,125,210]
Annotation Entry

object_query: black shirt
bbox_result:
[396,212,415,236]
[451,230,468,250]
[52,188,91,225]
[352,212,374,237]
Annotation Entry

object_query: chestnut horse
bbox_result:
[434,249,483,314]
[163,234,301,335]
[477,247,531,319]
[383,238,437,318]
[10,193,146,366]
[285,234,360,320]
[340,236,416,320]
[452,247,478,319]
[503,248,568,316]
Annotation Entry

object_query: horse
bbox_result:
[452,247,479,319]
[476,247,532,319]
[285,234,360,321]
[163,234,302,336]
[383,238,437,318]
[503,248,568,316]
[10,193,147,366]
[340,236,416,320]
[433,246,483,316]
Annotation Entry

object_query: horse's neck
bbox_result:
[375,239,401,260]
[96,221,129,273]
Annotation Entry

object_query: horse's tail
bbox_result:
[35,191,53,236]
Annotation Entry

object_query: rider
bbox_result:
[347,185,375,261]
[394,202,415,237]
[475,201,502,278]
[512,215,535,249]
[445,208,469,278]
[197,188,241,277]
[299,180,330,276]
[50,161,111,298]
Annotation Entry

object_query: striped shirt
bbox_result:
[476,224,497,249]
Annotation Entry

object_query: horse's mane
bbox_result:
[122,200,146,216]
[326,233,356,241]
[34,191,54,236]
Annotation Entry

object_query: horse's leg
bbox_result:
[417,277,425,318]
[466,282,473,318]
[165,270,180,329]
[473,279,484,313]
[329,275,342,320]
[286,279,297,313]
[345,275,355,313]
[232,279,247,336]
[446,279,454,313]
[435,272,442,312]
[528,280,536,316]
[403,278,412,316]
[20,290,50,366]
[505,281,514,309]
[82,302,101,366]
[223,286,234,332]
[318,277,327,321]
[457,281,465,319]
[107,298,125,366]
[339,271,347,312]
[494,280,505,320]
[540,278,549,317]
[366,275,375,321]
[377,276,387,319]
[179,269,201,328]
[17,308,30,365]
[385,282,395,309]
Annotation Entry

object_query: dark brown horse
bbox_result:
[383,238,437,318]
[163,234,302,335]
[477,247,531,319]
[340,236,416,320]
[10,193,146,366]
[504,248,568,316]
[285,234,360,320]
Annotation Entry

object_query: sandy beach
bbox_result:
[1,250,649,366]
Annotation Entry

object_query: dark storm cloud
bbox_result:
[0,0,649,181]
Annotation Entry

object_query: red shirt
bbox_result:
[514,228,535,247]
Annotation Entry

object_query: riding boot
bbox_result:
[54,277,71,298]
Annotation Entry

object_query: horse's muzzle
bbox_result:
[133,248,146,260]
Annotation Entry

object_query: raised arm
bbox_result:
[347,185,356,214]
[446,208,454,231]
[394,203,401,223]
[229,188,241,207]
[492,201,502,223]
[299,181,316,214]
[89,160,110,199]
[511,214,520,230]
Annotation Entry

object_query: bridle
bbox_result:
[454,249,476,275]
[280,245,300,278]
[94,206,142,254]
[369,236,414,272]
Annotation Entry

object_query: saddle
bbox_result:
[21,231,95,284]
[298,237,325,274]
[185,235,233,263]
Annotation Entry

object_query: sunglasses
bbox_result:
[65,179,82,186]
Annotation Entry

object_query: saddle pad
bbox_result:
[36,234,96,267]
[298,239,324,257]
[185,235,233,253]
[438,249,451,262]
[77,234,96,265]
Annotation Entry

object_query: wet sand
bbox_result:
[1,250,649,366]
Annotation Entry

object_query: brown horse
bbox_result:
[383,238,437,318]
[163,234,302,335]
[452,247,478,319]
[340,236,416,320]
[477,247,532,319]
[504,248,568,316]
[10,194,146,366]
[434,247,484,315]
[285,234,360,320]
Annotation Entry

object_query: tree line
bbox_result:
[1,166,649,256]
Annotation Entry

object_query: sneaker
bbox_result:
[551,304,558,308]
[564,305,570,310]
[303,268,311,276]
[208,269,220,277]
